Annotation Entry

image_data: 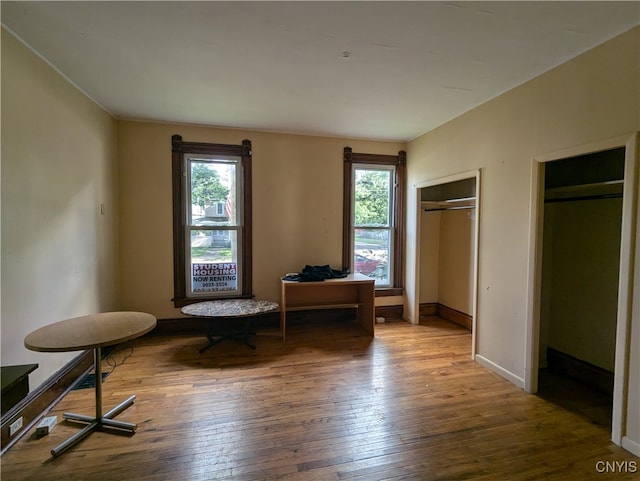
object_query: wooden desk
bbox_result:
[280,273,375,341]
[24,311,156,457]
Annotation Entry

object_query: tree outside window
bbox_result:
[190,163,229,215]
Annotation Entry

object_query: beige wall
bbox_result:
[419,211,440,303]
[419,208,475,316]
[1,29,120,387]
[541,198,622,372]
[437,209,475,315]
[117,120,405,319]
[406,26,639,451]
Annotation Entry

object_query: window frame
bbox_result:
[351,163,396,287]
[171,135,252,307]
[343,147,406,293]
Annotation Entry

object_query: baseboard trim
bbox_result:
[155,306,404,335]
[621,436,640,457]
[1,350,93,455]
[437,304,472,330]
[420,303,472,330]
[375,305,403,320]
[546,347,613,395]
[419,303,438,316]
[475,354,525,389]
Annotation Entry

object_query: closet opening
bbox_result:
[537,147,625,429]
[418,176,478,354]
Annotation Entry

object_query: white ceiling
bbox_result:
[2,1,639,141]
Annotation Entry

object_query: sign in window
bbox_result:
[186,157,242,297]
[192,262,238,293]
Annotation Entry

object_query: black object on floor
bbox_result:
[72,372,109,390]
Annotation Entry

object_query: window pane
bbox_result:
[354,228,390,285]
[190,160,236,226]
[190,229,238,294]
[354,169,391,227]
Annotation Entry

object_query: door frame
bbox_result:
[525,133,639,446]
[414,169,481,359]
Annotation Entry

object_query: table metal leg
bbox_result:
[199,317,256,353]
[51,347,138,457]
[199,335,229,353]
[51,420,100,457]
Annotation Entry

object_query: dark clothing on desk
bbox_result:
[283,265,349,282]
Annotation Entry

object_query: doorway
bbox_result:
[537,148,624,429]
[415,170,480,358]
[526,133,639,446]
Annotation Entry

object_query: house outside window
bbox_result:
[343,147,406,291]
[171,135,252,306]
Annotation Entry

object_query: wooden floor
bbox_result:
[2,317,637,480]
[537,369,613,429]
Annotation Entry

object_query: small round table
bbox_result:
[181,299,279,352]
[24,311,156,457]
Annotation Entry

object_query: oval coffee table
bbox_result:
[24,311,157,457]
[181,299,278,352]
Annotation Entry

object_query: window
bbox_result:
[171,135,252,306]
[343,147,406,290]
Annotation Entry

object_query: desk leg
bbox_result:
[357,284,375,336]
[280,287,287,342]
[280,309,286,342]
[52,347,137,457]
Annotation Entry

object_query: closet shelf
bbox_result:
[545,180,623,203]
[422,196,476,212]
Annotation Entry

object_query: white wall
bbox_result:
[1,28,120,387]
[406,27,639,450]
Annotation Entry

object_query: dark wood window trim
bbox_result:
[171,135,252,308]
[343,147,406,290]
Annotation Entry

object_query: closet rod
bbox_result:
[544,193,623,204]
[423,205,476,212]
[442,196,476,203]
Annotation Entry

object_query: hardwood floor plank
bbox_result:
[1,318,637,480]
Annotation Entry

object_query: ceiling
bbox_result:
[2,1,639,142]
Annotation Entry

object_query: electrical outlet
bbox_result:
[9,417,23,437]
